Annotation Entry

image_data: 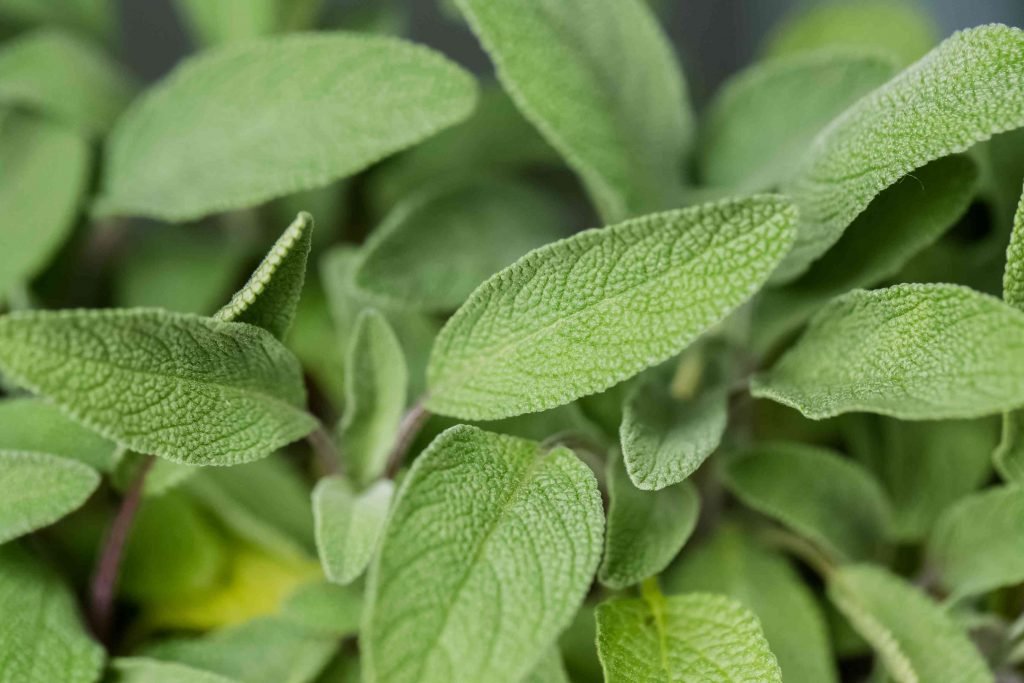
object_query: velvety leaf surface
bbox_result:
[313,476,393,586]
[0,450,99,545]
[111,658,239,683]
[0,397,116,471]
[427,196,797,420]
[363,425,604,683]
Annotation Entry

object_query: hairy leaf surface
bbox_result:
[0,450,99,545]
[313,476,393,586]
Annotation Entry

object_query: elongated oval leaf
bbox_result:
[455,0,692,221]
[111,659,239,683]
[778,24,1024,279]
[0,450,99,545]
[0,309,316,465]
[95,34,477,221]
[427,196,797,420]
[0,397,116,471]
[827,565,992,683]
[313,476,393,586]
[364,425,604,683]
[753,284,1024,420]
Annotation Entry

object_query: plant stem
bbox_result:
[89,454,155,644]
[385,399,430,479]
[307,422,343,476]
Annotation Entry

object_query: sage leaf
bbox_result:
[363,425,604,683]
[595,589,782,683]
[599,450,699,589]
[721,442,891,561]
[827,565,992,683]
[0,397,116,471]
[313,476,393,586]
[778,24,1024,280]
[427,196,797,420]
[0,450,99,545]
[0,544,104,683]
[95,34,477,221]
[216,212,313,340]
[455,0,692,221]
[0,309,317,465]
[523,649,570,683]
[111,658,239,683]
[752,284,1024,420]
[1003,181,1024,309]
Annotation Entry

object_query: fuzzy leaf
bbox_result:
[599,450,699,589]
[0,544,104,683]
[0,450,99,545]
[721,442,891,561]
[111,659,239,683]
[455,0,692,221]
[0,398,116,471]
[356,178,565,312]
[95,34,477,221]
[337,310,407,485]
[753,284,1024,420]
[363,425,604,683]
[216,212,313,340]
[0,309,316,465]
[0,111,90,299]
[595,590,782,683]
[827,565,992,683]
[313,476,392,586]
[778,24,1024,280]
[427,196,797,420]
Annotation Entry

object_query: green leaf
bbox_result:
[827,565,993,683]
[0,544,104,683]
[0,29,135,135]
[95,34,477,221]
[928,486,1024,600]
[0,111,90,298]
[0,450,99,545]
[312,476,392,586]
[1003,182,1024,309]
[599,450,698,589]
[523,649,570,683]
[279,581,362,638]
[721,442,891,562]
[666,525,837,683]
[752,284,1024,420]
[994,410,1024,485]
[427,196,797,420]
[455,0,692,221]
[173,0,319,47]
[778,24,1024,280]
[216,212,313,340]
[338,310,407,485]
[558,605,602,683]
[595,588,782,683]
[356,178,565,312]
[0,397,116,471]
[111,658,239,683]
[699,49,895,190]
[364,425,603,683]
[0,309,316,465]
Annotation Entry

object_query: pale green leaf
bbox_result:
[666,525,837,683]
[929,486,1024,600]
[173,0,320,46]
[778,24,1024,280]
[994,410,1024,485]
[0,309,316,465]
[0,450,99,545]
[522,649,570,683]
[599,450,698,589]
[753,284,1024,420]
[313,476,392,586]
[455,0,692,221]
[0,29,134,135]
[356,178,565,312]
[0,0,114,42]
[827,565,993,683]
[700,49,895,190]
[364,425,604,683]
[111,658,239,683]
[595,589,782,683]
[721,442,891,561]
[95,34,477,221]
[427,196,797,420]
[216,212,313,340]
[338,310,407,485]
[0,544,104,683]
[0,112,90,298]
[0,397,116,471]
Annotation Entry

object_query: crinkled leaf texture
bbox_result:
[455,0,692,221]
[596,590,782,683]
[753,284,1024,420]
[0,309,316,465]
[0,544,105,683]
[427,196,797,420]
[111,658,239,683]
[778,24,1024,280]
[96,33,477,221]
[313,476,393,586]
[363,425,604,683]
[827,565,993,683]
[0,397,116,471]
[0,450,99,545]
